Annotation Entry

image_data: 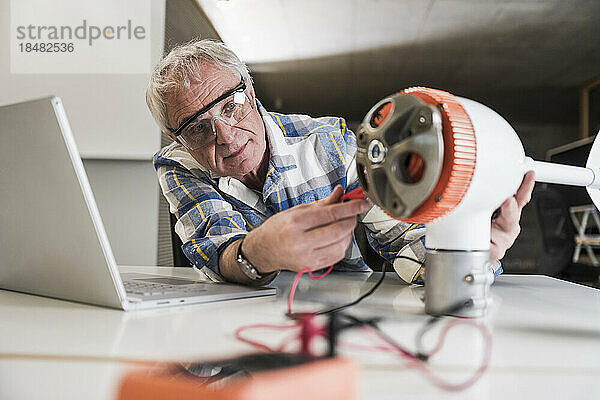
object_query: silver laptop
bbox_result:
[0,96,275,310]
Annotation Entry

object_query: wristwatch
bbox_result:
[236,237,277,282]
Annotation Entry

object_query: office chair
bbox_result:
[170,213,192,267]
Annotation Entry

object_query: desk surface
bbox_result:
[2,268,600,399]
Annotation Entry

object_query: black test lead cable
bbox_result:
[317,255,422,316]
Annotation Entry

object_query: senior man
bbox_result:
[146,39,535,286]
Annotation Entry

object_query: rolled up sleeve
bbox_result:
[154,155,248,281]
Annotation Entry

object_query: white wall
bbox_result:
[83,159,159,266]
[0,0,166,265]
[0,0,165,159]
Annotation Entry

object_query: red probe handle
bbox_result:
[340,187,366,202]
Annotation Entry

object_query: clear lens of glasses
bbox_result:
[180,90,252,150]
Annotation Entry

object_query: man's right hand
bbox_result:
[241,185,370,274]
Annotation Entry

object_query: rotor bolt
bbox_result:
[367,140,387,164]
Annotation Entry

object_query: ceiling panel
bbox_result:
[196,0,600,123]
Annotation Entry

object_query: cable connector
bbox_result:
[287,313,320,359]
[327,312,382,357]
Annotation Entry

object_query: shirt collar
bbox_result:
[215,99,297,213]
[257,99,297,173]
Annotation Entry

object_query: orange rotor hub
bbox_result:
[358,87,477,224]
[401,87,476,223]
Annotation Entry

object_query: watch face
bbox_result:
[237,245,261,280]
[241,263,260,280]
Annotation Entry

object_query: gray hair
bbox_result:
[146,38,252,132]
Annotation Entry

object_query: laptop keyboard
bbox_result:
[124,279,208,297]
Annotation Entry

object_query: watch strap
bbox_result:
[236,238,278,284]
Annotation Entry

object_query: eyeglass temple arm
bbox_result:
[169,79,246,137]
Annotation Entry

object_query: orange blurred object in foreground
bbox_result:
[117,356,358,400]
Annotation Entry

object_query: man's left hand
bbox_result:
[489,171,536,261]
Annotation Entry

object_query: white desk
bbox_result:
[1,268,600,399]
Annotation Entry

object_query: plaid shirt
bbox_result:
[153,100,501,283]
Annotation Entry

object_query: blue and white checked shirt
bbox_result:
[153,100,501,283]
